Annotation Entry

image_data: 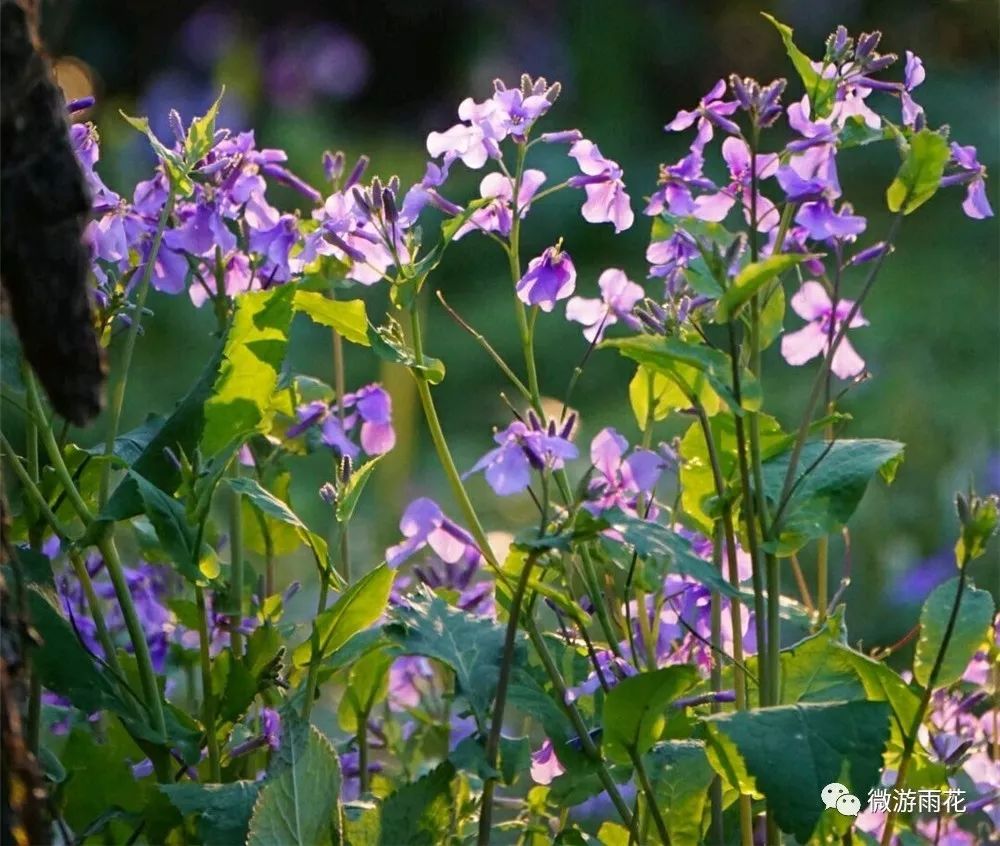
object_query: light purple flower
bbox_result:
[901,51,925,129]
[585,427,665,515]
[795,199,867,243]
[691,137,779,232]
[565,268,643,342]
[646,230,700,296]
[388,656,435,710]
[665,79,740,151]
[288,383,395,460]
[530,739,566,785]
[465,414,578,496]
[567,140,634,232]
[517,244,577,311]
[491,80,552,140]
[780,281,868,379]
[645,150,715,218]
[453,169,545,240]
[385,498,482,569]
[941,143,993,220]
[261,708,282,750]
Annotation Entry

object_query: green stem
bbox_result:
[880,560,970,846]
[99,189,177,507]
[478,553,538,845]
[196,586,222,782]
[630,747,671,845]
[69,550,125,681]
[523,619,635,833]
[96,536,166,737]
[24,373,92,523]
[302,565,333,721]
[331,293,351,584]
[709,525,725,845]
[0,434,71,538]
[579,545,625,659]
[358,714,370,794]
[816,537,829,623]
[509,144,542,409]
[229,467,245,658]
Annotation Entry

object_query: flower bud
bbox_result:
[67,96,96,114]
[382,188,398,226]
[319,482,337,505]
[955,491,1000,564]
[168,109,186,146]
[323,150,345,182]
[541,129,583,144]
[344,154,370,190]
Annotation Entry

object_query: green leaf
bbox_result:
[507,669,589,771]
[705,701,891,843]
[120,111,193,194]
[762,14,837,115]
[243,471,300,557]
[183,89,225,165]
[103,342,224,521]
[761,439,905,555]
[629,363,719,429]
[602,666,699,764]
[202,285,296,455]
[247,713,342,846]
[368,324,446,384]
[367,762,456,846]
[603,336,757,415]
[336,455,384,524]
[644,741,716,846]
[292,564,394,669]
[449,733,531,786]
[914,577,994,689]
[338,649,392,732]
[384,587,519,725]
[131,472,200,583]
[293,292,370,346]
[161,781,260,846]
[601,510,752,603]
[886,129,951,214]
[227,475,328,566]
[758,284,786,350]
[715,253,814,322]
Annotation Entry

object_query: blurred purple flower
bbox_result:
[386,498,482,569]
[781,281,868,379]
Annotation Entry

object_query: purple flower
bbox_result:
[288,383,395,460]
[388,656,435,710]
[901,51,925,129]
[567,651,639,702]
[517,244,577,311]
[565,269,644,342]
[665,79,740,151]
[585,427,665,515]
[453,169,545,240]
[691,137,779,232]
[261,708,282,750]
[795,199,866,243]
[645,150,715,218]
[646,230,700,296]
[941,143,993,220]
[780,281,868,379]
[491,79,553,140]
[567,140,634,232]
[530,739,566,785]
[465,414,578,496]
[785,97,838,152]
[385,498,482,569]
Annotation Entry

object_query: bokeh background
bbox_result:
[41,0,998,655]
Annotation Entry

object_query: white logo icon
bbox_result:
[821,782,860,816]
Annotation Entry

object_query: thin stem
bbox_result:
[302,563,333,721]
[68,550,125,680]
[580,545,625,659]
[630,747,671,845]
[96,536,166,737]
[880,560,970,846]
[436,291,532,404]
[709,525,725,845]
[331,291,351,584]
[815,537,829,624]
[478,553,538,845]
[789,554,816,615]
[99,189,177,507]
[358,716,370,794]
[523,619,635,832]
[195,586,222,782]
[25,373,92,523]
[0,434,71,538]
[508,144,542,409]
[229,466,245,658]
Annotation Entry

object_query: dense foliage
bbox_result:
[2,15,997,846]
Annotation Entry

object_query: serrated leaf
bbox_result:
[336,455,383,524]
[715,253,814,323]
[761,439,905,555]
[161,781,260,846]
[184,89,225,165]
[602,666,699,764]
[292,564,394,669]
[247,713,342,846]
[119,111,193,195]
[368,325,445,384]
[226,475,328,565]
[202,286,296,455]
[131,472,201,583]
[371,762,456,845]
[914,577,994,689]
[705,701,891,843]
[762,14,837,115]
[103,342,224,521]
[384,587,519,725]
[886,129,951,214]
[293,292,370,346]
[603,336,758,416]
[644,740,716,846]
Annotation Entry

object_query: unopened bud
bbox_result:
[344,155,369,190]
[323,150,344,182]
[168,109,186,145]
[319,482,337,505]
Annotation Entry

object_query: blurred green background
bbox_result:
[41,0,998,651]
